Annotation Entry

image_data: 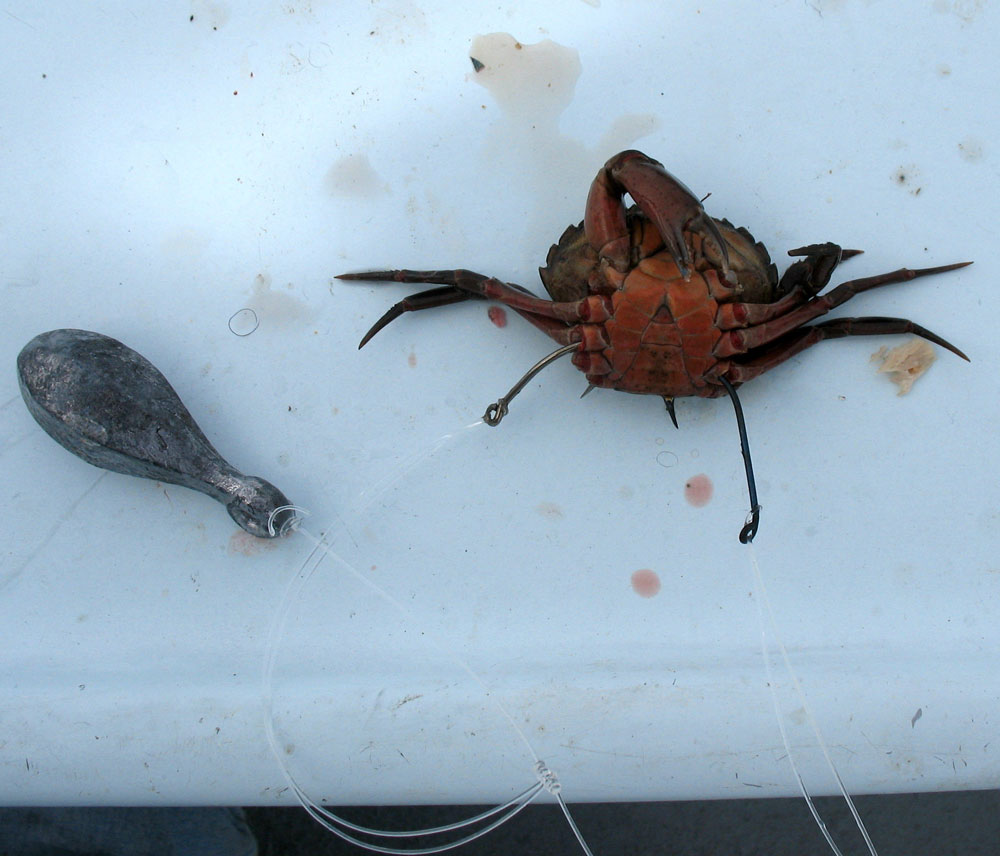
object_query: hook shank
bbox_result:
[719,376,761,543]
[483,343,579,426]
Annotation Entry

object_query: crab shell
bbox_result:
[539,213,782,398]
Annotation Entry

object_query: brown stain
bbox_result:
[228,530,279,556]
[536,501,564,519]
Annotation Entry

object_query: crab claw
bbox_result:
[585,150,729,281]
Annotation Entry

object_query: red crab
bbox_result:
[339,150,970,540]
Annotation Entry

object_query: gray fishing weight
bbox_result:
[17,329,295,538]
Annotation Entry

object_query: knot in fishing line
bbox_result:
[534,760,562,794]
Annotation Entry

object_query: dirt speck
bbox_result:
[536,501,563,519]
[871,339,936,395]
[188,0,229,30]
[892,164,922,195]
[407,349,417,368]
[958,138,984,163]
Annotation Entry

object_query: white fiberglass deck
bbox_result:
[1,0,998,821]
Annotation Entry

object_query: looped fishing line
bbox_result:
[267,504,310,537]
[746,542,879,856]
[263,421,874,856]
[262,422,596,856]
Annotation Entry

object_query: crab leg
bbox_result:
[715,245,865,329]
[714,262,972,359]
[350,285,475,348]
[725,315,969,385]
[339,268,608,346]
[716,284,817,328]
[585,150,729,280]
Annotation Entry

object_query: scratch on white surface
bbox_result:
[0,471,108,593]
[391,693,423,711]
[3,8,36,29]
[559,742,643,759]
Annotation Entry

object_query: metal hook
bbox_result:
[718,376,761,544]
[483,343,579,426]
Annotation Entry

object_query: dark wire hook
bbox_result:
[718,376,761,544]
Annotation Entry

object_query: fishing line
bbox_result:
[261,425,596,856]
[747,542,879,856]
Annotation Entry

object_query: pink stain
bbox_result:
[684,473,713,507]
[228,530,279,556]
[630,568,661,598]
[407,350,417,368]
[487,306,508,328]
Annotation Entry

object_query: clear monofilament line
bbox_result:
[261,425,597,855]
[302,781,544,854]
[288,772,545,855]
[310,781,545,838]
[261,524,550,854]
[752,578,846,856]
[747,543,879,856]
[352,421,484,516]
[294,524,543,764]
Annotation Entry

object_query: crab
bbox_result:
[339,150,970,540]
